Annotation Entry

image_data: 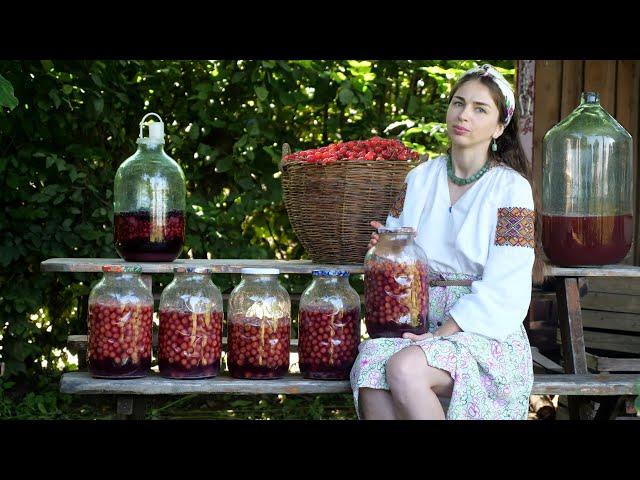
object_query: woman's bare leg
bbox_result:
[358,387,397,420]
[386,346,454,420]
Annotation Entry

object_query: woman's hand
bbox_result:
[368,220,384,250]
[402,332,435,341]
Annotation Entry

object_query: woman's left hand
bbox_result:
[402,332,435,342]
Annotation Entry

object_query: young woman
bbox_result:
[351,64,536,420]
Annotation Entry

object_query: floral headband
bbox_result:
[461,64,515,126]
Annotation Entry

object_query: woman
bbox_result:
[350,64,537,420]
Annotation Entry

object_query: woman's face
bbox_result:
[446,79,505,149]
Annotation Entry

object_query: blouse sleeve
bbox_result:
[385,180,408,229]
[448,174,535,342]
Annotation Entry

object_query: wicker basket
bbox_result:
[280,144,422,264]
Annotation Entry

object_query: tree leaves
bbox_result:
[0,73,19,111]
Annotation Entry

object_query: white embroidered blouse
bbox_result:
[385,155,535,342]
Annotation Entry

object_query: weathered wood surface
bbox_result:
[43,258,640,278]
[582,291,640,315]
[544,264,640,278]
[581,310,640,333]
[556,278,588,374]
[531,346,563,374]
[59,371,640,396]
[588,277,640,296]
[41,258,366,274]
[587,353,640,373]
[557,329,640,355]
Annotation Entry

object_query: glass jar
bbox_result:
[87,265,154,378]
[158,266,224,379]
[114,113,187,262]
[364,227,429,338]
[298,270,361,380]
[227,268,291,379]
[542,92,633,266]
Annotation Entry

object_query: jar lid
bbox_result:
[240,268,280,275]
[173,266,214,274]
[377,226,416,235]
[102,265,142,273]
[312,269,350,277]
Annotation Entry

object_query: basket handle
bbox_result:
[280,143,291,171]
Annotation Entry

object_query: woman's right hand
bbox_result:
[368,221,384,250]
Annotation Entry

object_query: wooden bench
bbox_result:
[42,258,640,420]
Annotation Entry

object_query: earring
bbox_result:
[491,139,498,152]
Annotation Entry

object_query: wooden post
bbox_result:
[556,277,590,419]
[116,396,147,420]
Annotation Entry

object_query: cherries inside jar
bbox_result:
[227,268,291,379]
[87,265,154,378]
[227,316,291,379]
[364,227,429,338]
[298,270,361,380]
[158,266,224,379]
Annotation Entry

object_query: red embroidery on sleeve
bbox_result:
[494,207,535,248]
[389,183,407,218]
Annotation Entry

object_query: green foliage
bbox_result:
[0,59,514,418]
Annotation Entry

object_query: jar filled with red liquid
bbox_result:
[227,268,291,379]
[364,227,429,338]
[542,92,633,266]
[87,265,154,378]
[298,270,361,380]
[158,266,223,379]
[114,113,186,262]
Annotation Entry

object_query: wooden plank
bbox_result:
[559,329,640,355]
[615,61,640,265]
[41,258,366,275]
[587,277,640,295]
[545,264,640,278]
[595,356,640,372]
[560,60,584,118]
[556,278,588,374]
[582,292,640,315]
[533,60,563,255]
[582,309,640,333]
[531,346,564,373]
[59,371,640,396]
[584,60,617,113]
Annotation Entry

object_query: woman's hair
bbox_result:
[449,71,545,285]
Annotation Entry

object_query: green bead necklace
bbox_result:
[446,155,491,186]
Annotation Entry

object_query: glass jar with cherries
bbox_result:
[227,268,291,379]
[298,270,361,380]
[364,226,429,338]
[158,266,224,379]
[87,265,154,378]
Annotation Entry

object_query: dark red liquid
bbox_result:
[227,317,290,379]
[298,307,360,380]
[364,260,428,338]
[158,310,223,379]
[114,210,185,262]
[88,303,153,378]
[542,214,633,266]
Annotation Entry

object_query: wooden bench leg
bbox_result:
[116,396,147,420]
[593,395,626,420]
[556,277,591,420]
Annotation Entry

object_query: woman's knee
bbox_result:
[385,347,425,389]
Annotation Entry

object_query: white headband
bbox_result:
[460,64,515,126]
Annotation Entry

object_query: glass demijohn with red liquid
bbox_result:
[364,227,429,338]
[87,265,154,378]
[158,266,224,379]
[227,268,291,379]
[542,92,633,266]
[114,113,186,262]
[298,270,361,380]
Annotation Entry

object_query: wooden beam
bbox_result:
[561,60,584,118]
[556,278,588,374]
[59,371,640,396]
[582,309,640,333]
[584,60,617,113]
[582,291,640,315]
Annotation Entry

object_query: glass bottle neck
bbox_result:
[137,142,165,154]
[173,273,209,283]
[580,92,600,106]
[379,232,415,245]
[241,274,279,284]
[103,272,139,283]
[313,276,349,286]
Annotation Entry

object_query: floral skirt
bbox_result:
[350,271,533,420]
